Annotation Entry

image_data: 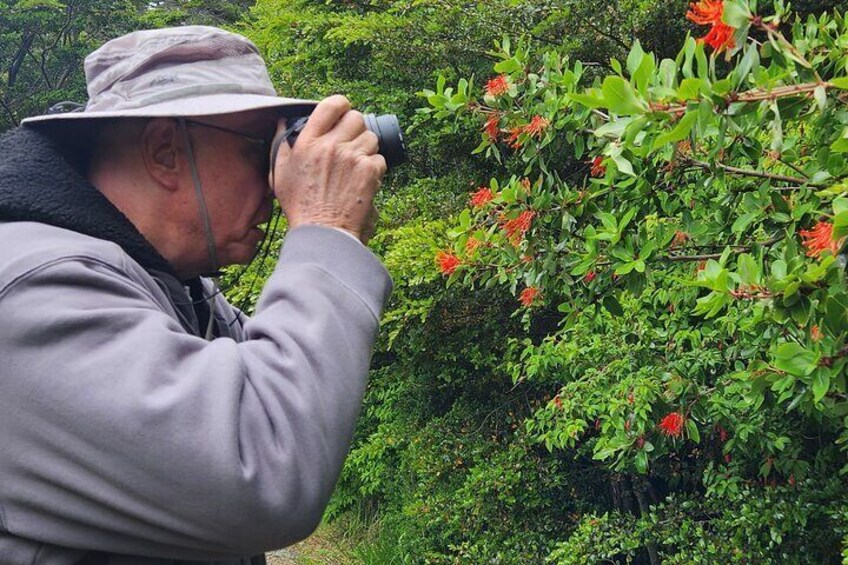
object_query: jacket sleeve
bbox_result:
[0,225,392,560]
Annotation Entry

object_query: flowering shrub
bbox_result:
[425,0,848,560]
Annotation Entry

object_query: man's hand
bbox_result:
[271,95,387,244]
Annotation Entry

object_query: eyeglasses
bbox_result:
[182,119,272,170]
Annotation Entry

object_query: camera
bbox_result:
[283,113,407,169]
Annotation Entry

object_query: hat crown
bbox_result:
[21,25,316,126]
[82,26,276,113]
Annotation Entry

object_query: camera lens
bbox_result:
[363,113,406,168]
[282,113,406,169]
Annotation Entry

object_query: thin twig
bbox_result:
[685,157,823,187]
[666,236,781,262]
[775,155,809,180]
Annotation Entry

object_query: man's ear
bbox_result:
[141,118,182,191]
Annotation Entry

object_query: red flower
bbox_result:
[590,156,606,177]
[485,75,510,97]
[519,286,541,307]
[584,271,597,283]
[715,424,728,443]
[671,230,690,248]
[436,251,461,275]
[800,221,842,258]
[658,411,686,438]
[524,115,550,138]
[506,126,524,149]
[502,210,536,245]
[483,113,501,141]
[470,187,494,208]
[465,237,481,256]
[553,396,563,409]
[686,0,736,53]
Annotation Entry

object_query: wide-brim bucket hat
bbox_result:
[22,25,317,125]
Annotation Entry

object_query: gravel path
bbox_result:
[265,546,299,565]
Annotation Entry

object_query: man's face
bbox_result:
[182,109,279,271]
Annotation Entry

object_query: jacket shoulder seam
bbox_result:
[0,254,150,302]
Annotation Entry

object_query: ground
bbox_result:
[265,521,358,565]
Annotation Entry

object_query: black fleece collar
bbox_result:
[0,126,177,277]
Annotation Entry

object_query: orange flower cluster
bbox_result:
[671,230,690,248]
[799,221,842,258]
[686,0,736,53]
[658,411,686,438]
[589,156,606,177]
[524,115,550,138]
[470,187,494,208]
[483,113,501,141]
[502,210,536,245]
[436,251,461,275]
[502,116,551,149]
[519,286,541,307]
[465,237,481,256]
[485,75,510,97]
[506,126,524,149]
[811,325,824,342]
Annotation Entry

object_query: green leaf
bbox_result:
[677,78,703,101]
[773,343,819,377]
[603,295,624,317]
[635,450,648,474]
[602,76,646,115]
[652,112,697,150]
[812,370,831,402]
[686,419,700,443]
[830,77,848,89]
[493,58,521,73]
[458,209,471,230]
[825,295,848,334]
[569,91,605,109]
[612,153,635,177]
[722,0,752,28]
[626,40,645,76]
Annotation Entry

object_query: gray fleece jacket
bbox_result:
[0,127,392,564]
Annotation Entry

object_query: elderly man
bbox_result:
[0,26,391,564]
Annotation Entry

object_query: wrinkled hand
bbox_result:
[271,95,387,244]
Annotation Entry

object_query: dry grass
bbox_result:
[265,520,359,565]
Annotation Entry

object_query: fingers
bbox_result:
[353,129,380,157]
[299,95,361,141]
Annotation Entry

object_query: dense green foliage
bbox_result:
[0,0,252,131]
[9,0,848,562]
[245,0,848,562]
[413,1,848,562]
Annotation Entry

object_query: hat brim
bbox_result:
[21,93,318,125]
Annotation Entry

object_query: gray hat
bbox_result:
[22,26,316,125]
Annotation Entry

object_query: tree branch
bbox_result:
[8,30,35,88]
[685,157,824,187]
